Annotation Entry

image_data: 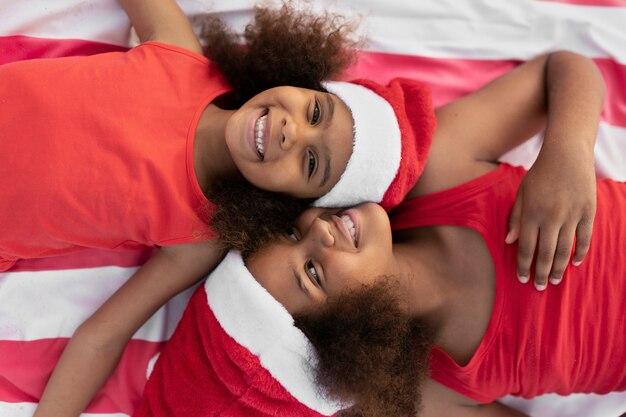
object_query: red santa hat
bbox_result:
[314,78,437,211]
[135,251,349,417]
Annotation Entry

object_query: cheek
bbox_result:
[260,161,301,188]
[329,257,368,292]
[344,251,391,285]
[224,115,242,152]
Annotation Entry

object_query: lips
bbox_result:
[341,214,357,242]
[333,210,359,247]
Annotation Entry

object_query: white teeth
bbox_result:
[341,214,356,243]
[255,114,267,157]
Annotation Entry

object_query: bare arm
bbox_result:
[412,51,604,288]
[420,379,530,417]
[33,240,225,417]
[118,0,202,53]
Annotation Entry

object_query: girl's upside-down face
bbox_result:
[224,86,354,199]
[246,202,395,315]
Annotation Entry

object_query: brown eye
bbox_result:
[311,100,321,125]
[286,227,300,242]
[308,150,317,178]
[306,260,321,286]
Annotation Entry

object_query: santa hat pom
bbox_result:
[315,78,436,211]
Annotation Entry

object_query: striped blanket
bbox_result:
[1,1,625,416]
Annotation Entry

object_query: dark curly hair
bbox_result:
[199,1,360,106]
[197,2,360,251]
[294,279,435,417]
[206,176,313,258]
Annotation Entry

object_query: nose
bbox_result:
[280,118,296,151]
[280,118,313,152]
[306,217,335,248]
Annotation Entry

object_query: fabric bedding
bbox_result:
[1,1,625,416]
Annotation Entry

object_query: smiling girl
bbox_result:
[0,1,359,273]
[238,166,626,416]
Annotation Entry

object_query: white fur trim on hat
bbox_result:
[314,81,402,208]
[204,251,348,416]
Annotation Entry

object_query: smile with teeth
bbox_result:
[255,113,267,159]
[340,214,357,244]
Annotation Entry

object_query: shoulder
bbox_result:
[160,240,225,270]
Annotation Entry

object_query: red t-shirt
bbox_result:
[391,163,626,402]
[0,42,232,271]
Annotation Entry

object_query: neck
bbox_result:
[194,104,239,194]
[390,237,457,335]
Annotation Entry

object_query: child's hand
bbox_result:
[505,151,596,290]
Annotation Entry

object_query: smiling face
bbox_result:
[246,203,397,315]
[224,86,354,199]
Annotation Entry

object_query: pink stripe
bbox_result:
[347,51,626,128]
[11,248,155,272]
[0,35,126,64]
[344,51,519,107]
[539,0,626,6]
[0,339,162,414]
[595,58,626,129]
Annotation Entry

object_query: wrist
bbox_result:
[539,133,595,165]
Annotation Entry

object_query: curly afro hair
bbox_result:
[199,1,361,106]
[206,176,312,259]
[294,278,435,417]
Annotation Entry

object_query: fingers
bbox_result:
[506,196,523,244]
[546,226,576,286]
[572,216,594,266]
[532,226,560,291]
[516,218,538,285]
[519,224,578,291]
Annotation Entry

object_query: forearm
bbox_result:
[117,0,200,52]
[33,242,222,417]
[33,325,126,417]
[541,51,605,161]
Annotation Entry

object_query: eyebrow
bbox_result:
[324,93,335,129]
[319,94,335,188]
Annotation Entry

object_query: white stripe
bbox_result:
[0,402,129,417]
[203,0,626,62]
[205,251,346,416]
[4,0,626,63]
[0,0,130,45]
[501,391,626,417]
[533,1,626,63]
[0,0,213,45]
[340,0,626,62]
[353,0,626,61]
[594,123,626,181]
[0,267,192,342]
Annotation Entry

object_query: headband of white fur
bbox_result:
[314,81,402,208]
